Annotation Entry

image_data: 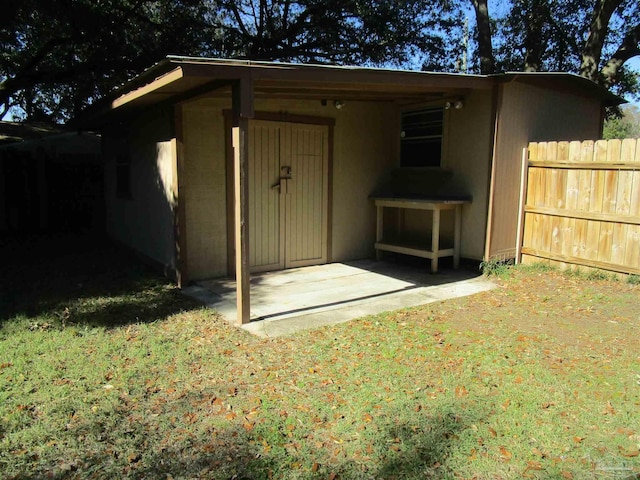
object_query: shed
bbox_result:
[81,56,621,323]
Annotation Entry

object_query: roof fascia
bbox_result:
[178,61,493,90]
[111,67,185,109]
[495,72,625,106]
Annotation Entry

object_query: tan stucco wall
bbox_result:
[444,89,494,259]
[181,92,497,279]
[104,108,177,273]
[489,81,603,259]
[181,97,399,280]
[181,101,230,280]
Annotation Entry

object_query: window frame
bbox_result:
[400,106,445,168]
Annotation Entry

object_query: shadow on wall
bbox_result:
[0,232,199,328]
[105,118,181,281]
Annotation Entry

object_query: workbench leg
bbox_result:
[431,208,440,273]
[453,205,462,269]
[376,205,383,260]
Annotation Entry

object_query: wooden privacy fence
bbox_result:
[518,138,640,275]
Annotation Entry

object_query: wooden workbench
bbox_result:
[373,197,471,273]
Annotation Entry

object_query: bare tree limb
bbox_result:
[600,22,640,87]
[470,0,495,74]
[579,0,623,82]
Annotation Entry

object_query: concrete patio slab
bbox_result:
[183,259,495,337]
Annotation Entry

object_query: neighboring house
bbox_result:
[0,122,103,232]
[81,56,621,320]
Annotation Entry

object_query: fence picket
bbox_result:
[521,138,640,275]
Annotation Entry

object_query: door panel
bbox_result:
[285,123,328,267]
[247,120,329,272]
[248,121,284,273]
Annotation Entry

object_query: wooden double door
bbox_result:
[248,120,329,273]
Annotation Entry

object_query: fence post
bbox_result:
[515,146,529,264]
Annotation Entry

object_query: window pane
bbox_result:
[400,107,443,167]
[401,138,442,167]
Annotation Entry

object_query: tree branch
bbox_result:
[600,22,640,87]
[470,0,495,74]
[228,1,251,38]
[579,0,623,82]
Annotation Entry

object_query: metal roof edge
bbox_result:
[494,71,625,106]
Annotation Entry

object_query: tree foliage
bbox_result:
[1,0,639,123]
[603,104,640,138]
[207,0,461,65]
[1,0,213,122]
[469,0,640,97]
[1,0,461,123]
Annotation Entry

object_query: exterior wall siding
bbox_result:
[182,93,496,279]
[182,97,398,280]
[181,101,230,280]
[104,108,177,274]
[443,89,494,259]
[488,81,603,259]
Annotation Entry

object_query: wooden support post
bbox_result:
[453,205,462,268]
[515,147,529,264]
[431,208,441,273]
[232,78,254,325]
[376,205,384,260]
[173,105,189,288]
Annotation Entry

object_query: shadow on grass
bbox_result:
[7,401,476,480]
[0,232,199,328]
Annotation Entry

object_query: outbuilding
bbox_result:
[82,56,621,323]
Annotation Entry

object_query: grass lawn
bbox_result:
[1,234,639,479]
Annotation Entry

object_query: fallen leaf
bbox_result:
[455,385,468,397]
[561,471,573,479]
[531,447,545,458]
[488,427,497,438]
[573,436,584,444]
[524,460,542,471]
[618,445,639,457]
[243,421,254,431]
[312,462,319,472]
[500,446,512,460]
[603,401,615,415]
[469,448,477,460]
[502,398,511,410]
[363,413,373,422]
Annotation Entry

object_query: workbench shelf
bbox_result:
[372,197,471,273]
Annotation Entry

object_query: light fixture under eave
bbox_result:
[444,99,464,110]
[334,100,345,110]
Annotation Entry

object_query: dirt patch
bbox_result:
[422,269,639,352]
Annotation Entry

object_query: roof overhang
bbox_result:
[496,71,624,107]
[78,56,625,129]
